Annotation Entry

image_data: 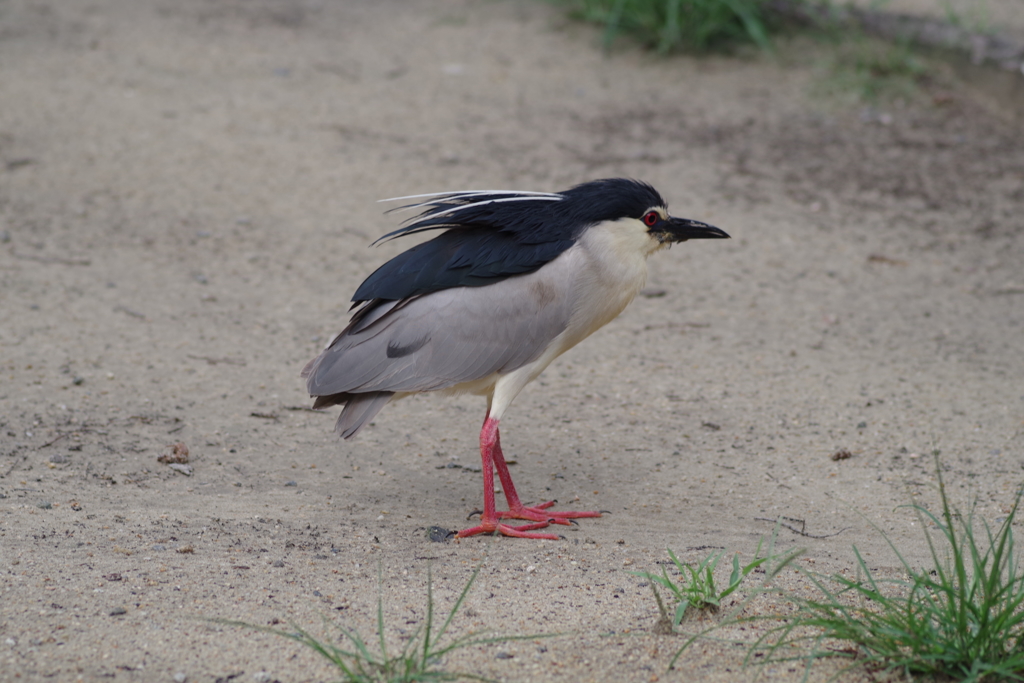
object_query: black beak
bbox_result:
[663,217,730,242]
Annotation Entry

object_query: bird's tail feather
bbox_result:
[334,391,393,439]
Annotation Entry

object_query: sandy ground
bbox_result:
[2,1,1024,681]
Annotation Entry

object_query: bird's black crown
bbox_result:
[559,178,665,228]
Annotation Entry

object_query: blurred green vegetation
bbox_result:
[559,0,774,53]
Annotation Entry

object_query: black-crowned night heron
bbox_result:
[303,178,729,539]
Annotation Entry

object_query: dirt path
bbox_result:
[2,1,1023,681]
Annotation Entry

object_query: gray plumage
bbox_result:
[302,251,577,437]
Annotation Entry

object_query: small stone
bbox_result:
[151,544,166,551]
[49,454,68,464]
[253,673,272,683]
[272,560,285,568]
[284,480,297,487]
[158,443,190,464]
[109,607,127,616]
[174,673,187,683]
[37,501,52,510]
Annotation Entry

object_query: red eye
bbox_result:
[643,211,659,227]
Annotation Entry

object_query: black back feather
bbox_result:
[352,178,664,305]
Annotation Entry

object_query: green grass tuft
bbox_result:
[561,0,774,53]
[817,36,930,102]
[635,524,802,635]
[748,461,1024,681]
[217,563,546,683]
[634,544,777,625]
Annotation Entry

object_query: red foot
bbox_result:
[499,500,602,524]
[457,501,603,539]
[456,519,560,540]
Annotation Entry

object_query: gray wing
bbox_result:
[304,269,574,399]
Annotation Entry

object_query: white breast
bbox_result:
[562,217,665,346]
[486,217,665,419]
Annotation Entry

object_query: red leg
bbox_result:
[491,426,602,524]
[456,416,601,540]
